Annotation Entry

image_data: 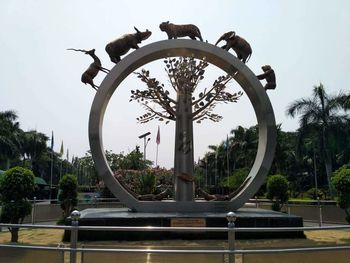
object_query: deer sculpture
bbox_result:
[67,48,109,91]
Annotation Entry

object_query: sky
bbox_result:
[1,0,350,168]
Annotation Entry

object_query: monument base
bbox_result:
[63,207,304,241]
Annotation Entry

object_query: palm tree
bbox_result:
[20,130,49,169]
[271,124,298,175]
[229,125,258,169]
[0,110,22,169]
[337,91,350,110]
[286,83,349,196]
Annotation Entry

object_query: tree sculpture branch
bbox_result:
[130,70,177,123]
[131,57,243,124]
[192,75,243,122]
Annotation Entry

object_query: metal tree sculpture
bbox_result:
[130,57,243,201]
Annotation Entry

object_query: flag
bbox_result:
[156,126,160,145]
[59,141,64,157]
[50,131,54,151]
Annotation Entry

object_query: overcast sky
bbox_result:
[1,0,349,168]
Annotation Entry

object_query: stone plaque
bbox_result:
[170,218,206,227]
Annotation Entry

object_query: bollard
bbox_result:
[31,197,36,224]
[70,210,80,263]
[227,211,237,263]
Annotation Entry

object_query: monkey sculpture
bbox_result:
[257,65,276,90]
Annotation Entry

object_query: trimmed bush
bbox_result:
[0,167,35,242]
[58,174,78,220]
[331,165,350,223]
[267,174,289,211]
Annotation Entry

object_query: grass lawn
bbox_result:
[0,228,64,245]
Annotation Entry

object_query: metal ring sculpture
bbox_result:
[89,39,276,212]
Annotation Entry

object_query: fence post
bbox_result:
[317,197,323,226]
[227,211,236,263]
[70,210,80,263]
[93,195,97,208]
[31,197,37,224]
[255,196,258,208]
[287,200,290,215]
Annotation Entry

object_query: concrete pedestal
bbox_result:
[64,207,304,241]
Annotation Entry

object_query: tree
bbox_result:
[286,83,350,196]
[131,57,242,200]
[0,111,22,170]
[0,167,35,242]
[267,174,289,211]
[338,91,350,110]
[331,164,350,223]
[58,174,78,220]
[207,143,227,188]
[20,130,49,170]
[229,125,258,169]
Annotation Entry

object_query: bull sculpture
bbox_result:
[105,27,152,64]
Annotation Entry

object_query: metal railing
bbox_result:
[1,211,350,263]
[0,197,341,226]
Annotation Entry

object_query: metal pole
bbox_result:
[93,195,97,208]
[143,136,146,162]
[60,159,63,181]
[155,143,159,167]
[31,197,36,224]
[50,150,54,200]
[205,157,208,189]
[226,135,230,189]
[317,197,323,227]
[314,148,318,198]
[70,210,80,263]
[227,211,236,263]
[139,132,151,165]
[255,196,258,208]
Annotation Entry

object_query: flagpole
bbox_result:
[156,144,159,167]
[59,141,64,179]
[155,126,160,168]
[227,134,230,184]
[49,131,54,201]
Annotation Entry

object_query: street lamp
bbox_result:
[138,132,151,162]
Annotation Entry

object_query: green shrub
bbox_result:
[306,187,324,200]
[331,165,350,223]
[138,171,156,195]
[220,168,249,191]
[58,174,78,220]
[0,167,35,242]
[267,174,289,211]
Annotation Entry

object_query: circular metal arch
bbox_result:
[89,39,276,212]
